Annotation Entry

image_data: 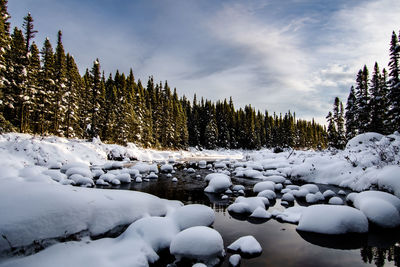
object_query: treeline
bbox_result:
[0,2,327,150]
[327,30,400,149]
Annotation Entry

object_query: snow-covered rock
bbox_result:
[328,196,344,205]
[160,164,174,173]
[352,191,400,228]
[297,205,369,234]
[227,235,262,256]
[257,189,276,200]
[282,192,295,202]
[227,196,267,214]
[204,173,232,193]
[250,207,272,219]
[274,206,306,224]
[253,181,275,193]
[169,204,215,230]
[229,254,241,267]
[170,226,224,265]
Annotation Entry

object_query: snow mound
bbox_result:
[229,254,241,267]
[328,196,343,205]
[204,173,231,193]
[262,175,286,183]
[160,164,173,173]
[123,216,179,251]
[282,192,295,202]
[227,235,262,256]
[297,205,368,234]
[346,132,384,150]
[274,206,305,224]
[253,181,275,193]
[169,204,215,230]
[353,191,400,228]
[227,196,267,214]
[250,207,272,219]
[170,226,224,265]
[257,189,276,200]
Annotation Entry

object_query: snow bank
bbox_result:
[0,180,180,253]
[297,205,368,234]
[253,181,275,193]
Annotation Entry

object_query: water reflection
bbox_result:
[360,246,400,267]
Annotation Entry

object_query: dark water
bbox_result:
[100,167,400,267]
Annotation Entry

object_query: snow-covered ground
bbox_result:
[1,132,400,266]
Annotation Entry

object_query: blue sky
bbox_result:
[8,0,400,124]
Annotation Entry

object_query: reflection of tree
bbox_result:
[360,245,400,267]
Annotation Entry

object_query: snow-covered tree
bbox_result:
[345,86,357,139]
[388,31,400,132]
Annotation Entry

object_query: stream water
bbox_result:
[99,164,400,267]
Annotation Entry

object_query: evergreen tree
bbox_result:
[38,37,55,135]
[355,66,370,133]
[369,62,387,134]
[26,42,40,133]
[22,13,37,54]
[388,31,400,132]
[3,27,27,132]
[53,30,67,135]
[64,54,81,137]
[345,86,357,139]
[326,111,338,148]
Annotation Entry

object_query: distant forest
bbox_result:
[326,30,400,149]
[0,1,327,150]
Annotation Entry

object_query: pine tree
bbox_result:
[64,54,82,137]
[326,111,338,148]
[345,86,357,139]
[22,13,37,54]
[355,66,370,133]
[388,31,400,132]
[38,38,55,135]
[0,0,11,132]
[3,27,28,132]
[53,30,67,135]
[369,62,387,134]
[26,42,40,133]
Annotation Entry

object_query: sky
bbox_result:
[8,0,400,124]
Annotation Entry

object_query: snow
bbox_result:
[257,189,276,200]
[0,180,180,253]
[328,196,344,205]
[253,181,275,193]
[1,132,400,265]
[352,191,400,228]
[250,207,272,219]
[227,196,267,214]
[204,173,232,193]
[168,204,215,230]
[322,189,335,199]
[160,164,174,173]
[274,206,306,224]
[227,235,262,255]
[282,192,295,202]
[229,254,241,267]
[297,205,369,234]
[170,226,225,265]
